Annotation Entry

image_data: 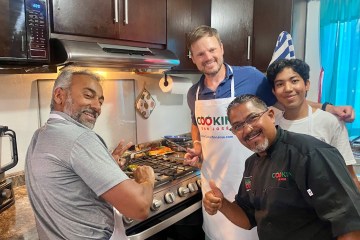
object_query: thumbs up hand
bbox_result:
[203,180,224,215]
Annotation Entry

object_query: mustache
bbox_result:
[244,129,261,142]
[83,108,99,119]
[203,59,215,66]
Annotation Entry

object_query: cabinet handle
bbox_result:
[21,35,25,52]
[247,35,251,60]
[124,0,128,24]
[114,0,119,23]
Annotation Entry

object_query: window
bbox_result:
[320,0,360,137]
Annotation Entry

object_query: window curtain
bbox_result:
[320,0,360,137]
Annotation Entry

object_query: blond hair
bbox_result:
[186,25,221,52]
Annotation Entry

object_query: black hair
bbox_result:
[227,94,267,119]
[267,59,310,88]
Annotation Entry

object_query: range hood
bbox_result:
[50,38,180,70]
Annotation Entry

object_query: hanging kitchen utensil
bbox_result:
[164,138,187,152]
[135,87,156,119]
[164,135,191,142]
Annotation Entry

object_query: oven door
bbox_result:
[126,192,202,240]
[0,0,27,61]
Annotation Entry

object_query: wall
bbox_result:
[304,0,321,103]
[1,2,324,175]
[0,70,200,175]
[1,73,54,175]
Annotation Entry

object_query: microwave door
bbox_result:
[0,0,27,61]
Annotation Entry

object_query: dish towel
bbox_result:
[268,31,296,67]
[135,88,156,119]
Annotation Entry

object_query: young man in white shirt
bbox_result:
[267,58,360,190]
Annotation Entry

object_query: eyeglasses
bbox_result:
[230,109,268,134]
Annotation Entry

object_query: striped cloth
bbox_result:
[268,31,296,67]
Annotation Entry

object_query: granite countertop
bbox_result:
[0,185,38,240]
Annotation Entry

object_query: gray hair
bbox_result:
[50,68,102,110]
[227,94,268,118]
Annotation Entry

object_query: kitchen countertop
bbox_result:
[0,185,189,240]
[0,185,38,240]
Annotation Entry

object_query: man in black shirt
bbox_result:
[203,94,360,240]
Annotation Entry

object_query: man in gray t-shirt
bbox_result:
[25,69,155,240]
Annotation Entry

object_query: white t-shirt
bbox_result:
[276,108,356,166]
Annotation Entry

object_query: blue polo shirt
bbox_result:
[187,64,277,125]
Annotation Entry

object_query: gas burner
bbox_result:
[125,152,198,187]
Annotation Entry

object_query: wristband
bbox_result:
[193,140,201,145]
[321,102,332,111]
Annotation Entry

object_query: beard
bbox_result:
[201,57,224,76]
[250,138,269,154]
[63,96,98,129]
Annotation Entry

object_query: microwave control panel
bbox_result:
[25,0,49,60]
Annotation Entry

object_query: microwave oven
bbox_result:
[0,0,49,65]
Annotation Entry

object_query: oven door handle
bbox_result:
[127,201,202,240]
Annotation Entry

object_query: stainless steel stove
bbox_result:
[123,138,202,240]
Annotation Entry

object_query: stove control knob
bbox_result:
[122,216,134,225]
[151,199,162,211]
[187,182,198,192]
[196,179,202,188]
[1,189,12,199]
[164,192,176,204]
[178,186,190,197]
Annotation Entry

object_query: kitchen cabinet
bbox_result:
[211,0,254,67]
[166,0,211,71]
[116,0,166,44]
[51,0,166,45]
[167,0,251,71]
[252,0,307,72]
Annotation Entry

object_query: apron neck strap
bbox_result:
[229,66,235,98]
[307,105,313,135]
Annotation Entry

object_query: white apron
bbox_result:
[110,208,129,240]
[195,67,258,240]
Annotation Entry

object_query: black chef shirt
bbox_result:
[235,127,360,240]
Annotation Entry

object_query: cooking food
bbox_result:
[148,146,173,156]
[127,164,138,172]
